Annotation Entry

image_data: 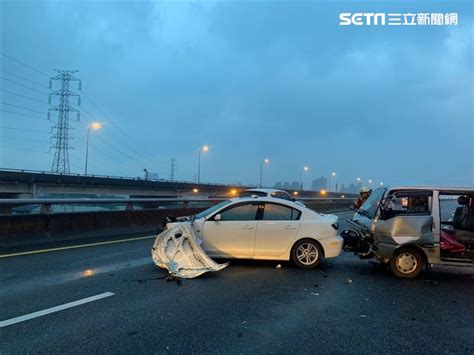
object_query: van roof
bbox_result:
[388,186,474,193]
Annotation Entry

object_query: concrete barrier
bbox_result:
[0,208,203,253]
[0,199,354,254]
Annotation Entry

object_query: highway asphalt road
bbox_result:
[1,211,473,354]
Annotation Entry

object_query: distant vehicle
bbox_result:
[162,196,342,268]
[239,188,305,206]
[342,186,474,278]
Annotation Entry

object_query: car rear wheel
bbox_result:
[291,239,322,269]
[390,248,423,278]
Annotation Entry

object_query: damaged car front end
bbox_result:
[151,221,229,279]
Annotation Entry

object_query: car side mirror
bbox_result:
[214,214,222,221]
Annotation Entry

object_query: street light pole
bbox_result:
[329,171,336,192]
[197,145,209,183]
[84,121,101,175]
[300,166,309,190]
[259,158,269,188]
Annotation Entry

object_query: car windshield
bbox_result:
[359,187,386,219]
[195,200,232,219]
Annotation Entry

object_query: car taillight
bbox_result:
[331,223,339,230]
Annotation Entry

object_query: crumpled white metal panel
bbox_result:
[151,222,229,278]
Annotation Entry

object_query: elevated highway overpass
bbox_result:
[0,169,351,199]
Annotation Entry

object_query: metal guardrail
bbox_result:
[0,197,351,204]
[0,198,225,204]
[0,198,224,215]
[0,197,354,215]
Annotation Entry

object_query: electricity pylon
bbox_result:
[49,70,81,173]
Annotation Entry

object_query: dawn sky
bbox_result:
[1,0,473,188]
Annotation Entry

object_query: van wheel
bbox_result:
[291,239,322,269]
[390,248,423,278]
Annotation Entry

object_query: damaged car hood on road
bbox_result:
[151,222,229,279]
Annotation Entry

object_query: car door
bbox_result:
[255,202,301,257]
[202,202,259,257]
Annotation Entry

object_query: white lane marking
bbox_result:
[0,292,115,328]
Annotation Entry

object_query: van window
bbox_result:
[381,191,432,220]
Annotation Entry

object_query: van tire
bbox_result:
[390,247,423,278]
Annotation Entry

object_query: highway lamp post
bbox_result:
[300,166,309,190]
[84,121,101,175]
[259,158,270,188]
[197,145,209,183]
[355,177,361,194]
[329,171,336,192]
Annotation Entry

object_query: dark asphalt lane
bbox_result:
[1,212,473,354]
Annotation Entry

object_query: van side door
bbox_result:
[373,191,434,246]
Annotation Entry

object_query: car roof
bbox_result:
[242,188,290,194]
[230,196,302,209]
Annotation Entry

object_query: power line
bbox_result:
[1,102,47,115]
[94,134,137,161]
[79,104,95,119]
[99,124,158,168]
[0,77,49,95]
[0,109,49,121]
[77,133,151,175]
[1,135,50,144]
[71,138,136,177]
[1,146,50,154]
[1,126,50,134]
[0,52,50,78]
[80,93,157,164]
[0,88,48,105]
[1,70,48,88]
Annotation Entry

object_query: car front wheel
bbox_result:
[390,247,424,278]
[291,239,323,269]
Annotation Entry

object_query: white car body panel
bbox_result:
[202,220,257,257]
[198,197,342,261]
[254,220,300,257]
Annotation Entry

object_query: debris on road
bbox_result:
[311,292,320,296]
[346,278,353,284]
[151,222,229,279]
[166,276,182,285]
[276,264,282,269]
[360,315,367,318]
